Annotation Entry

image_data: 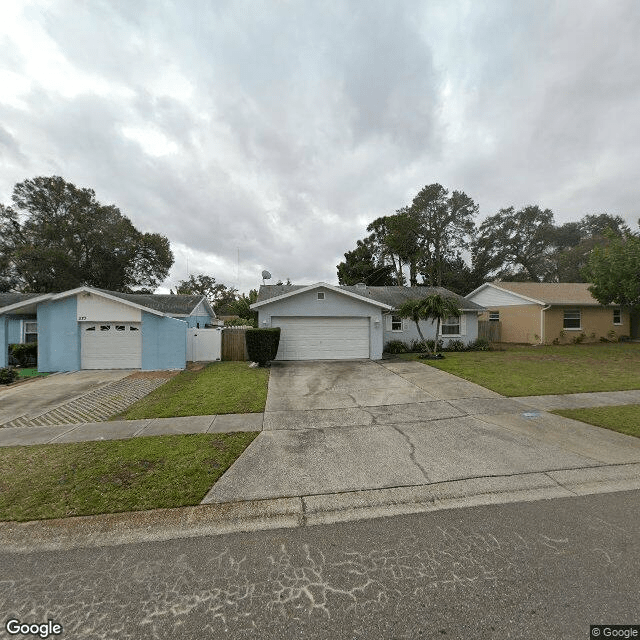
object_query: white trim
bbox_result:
[251,282,393,310]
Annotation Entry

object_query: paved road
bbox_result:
[2,491,638,639]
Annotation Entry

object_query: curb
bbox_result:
[3,463,640,554]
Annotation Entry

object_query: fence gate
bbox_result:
[187,328,222,362]
[478,321,501,342]
[222,328,249,361]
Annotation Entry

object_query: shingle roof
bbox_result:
[0,292,44,308]
[257,284,485,311]
[492,282,602,305]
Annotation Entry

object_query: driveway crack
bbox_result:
[390,424,431,482]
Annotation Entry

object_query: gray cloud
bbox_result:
[0,0,638,293]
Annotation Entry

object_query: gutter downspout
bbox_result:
[540,305,551,344]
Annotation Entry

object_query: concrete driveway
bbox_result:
[0,370,134,425]
[205,359,640,504]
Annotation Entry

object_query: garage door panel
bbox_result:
[272,317,369,360]
[81,323,142,369]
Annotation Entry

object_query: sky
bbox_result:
[1,0,639,294]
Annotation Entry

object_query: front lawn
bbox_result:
[0,432,258,522]
[17,368,50,379]
[404,343,640,396]
[115,361,269,419]
[553,405,640,439]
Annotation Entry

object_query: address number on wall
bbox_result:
[78,316,87,320]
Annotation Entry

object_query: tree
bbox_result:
[585,230,640,325]
[0,176,173,293]
[227,289,259,323]
[409,185,477,287]
[337,237,395,285]
[397,294,462,357]
[174,273,238,314]
[472,205,555,282]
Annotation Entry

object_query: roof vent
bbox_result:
[355,282,367,289]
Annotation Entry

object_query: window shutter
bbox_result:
[460,314,467,336]
[402,318,407,331]
[385,314,391,331]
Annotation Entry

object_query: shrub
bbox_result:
[0,367,18,385]
[571,332,586,344]
[444,339,466,352]
[9,343,37,367]
[385,340,409,354]
[245,328,281,366]
[467,337,491,351]
[411,339,443,353]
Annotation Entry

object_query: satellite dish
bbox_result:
[262,270,272,285]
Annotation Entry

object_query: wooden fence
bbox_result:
[221,328,249,361]
[478,320,502,342]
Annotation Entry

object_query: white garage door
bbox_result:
[272,316,370,360]
[81,322,142,369]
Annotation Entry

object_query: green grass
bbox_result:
[17,368,50,378]
[115,361,269,419]
[403,343,640,396]
[0,432,258,522]
[553,405,640,439]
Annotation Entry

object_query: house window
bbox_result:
[391,315,403,332]
[441,316,461,335]
[23,321,38,344]
[489,311,500,322]
[563,309,581,329]
[613,308,622,325]
[317,292,325,300]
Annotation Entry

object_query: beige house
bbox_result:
[466,282,633,344]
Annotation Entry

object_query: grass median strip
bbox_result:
[404,343,640,396]
[553,405,640,439]
[114,361,269,419]
[0,432,258,522]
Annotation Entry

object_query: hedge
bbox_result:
[245,328,281,366]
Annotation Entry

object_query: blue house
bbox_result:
[0,287,220,371]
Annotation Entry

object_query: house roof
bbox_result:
[0,292,43,308]
[0,288,215,317]
[481,282,603,305]
[255,284,484,311]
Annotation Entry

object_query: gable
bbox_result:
[468,285,540,307]
[76,292,142,321]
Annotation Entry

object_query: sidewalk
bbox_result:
[1,388,637,448]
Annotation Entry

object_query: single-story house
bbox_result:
[0,287,220,371]
[465,281,636,344]
[251,282,485,360]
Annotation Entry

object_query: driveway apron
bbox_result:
[203,359,640,503]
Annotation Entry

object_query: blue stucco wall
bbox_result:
[142,313,187,370]
[38,297,80,372]
[0,317,7,368]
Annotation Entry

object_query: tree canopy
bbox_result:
[338,180,632,294]
[585,229,640,313]
[0,176,173,293]
[173,273,238,314]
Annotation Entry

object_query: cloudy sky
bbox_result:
[1,1,639,294]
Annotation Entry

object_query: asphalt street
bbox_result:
[2,491,639,640]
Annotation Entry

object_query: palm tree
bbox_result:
[397,294,462,357]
